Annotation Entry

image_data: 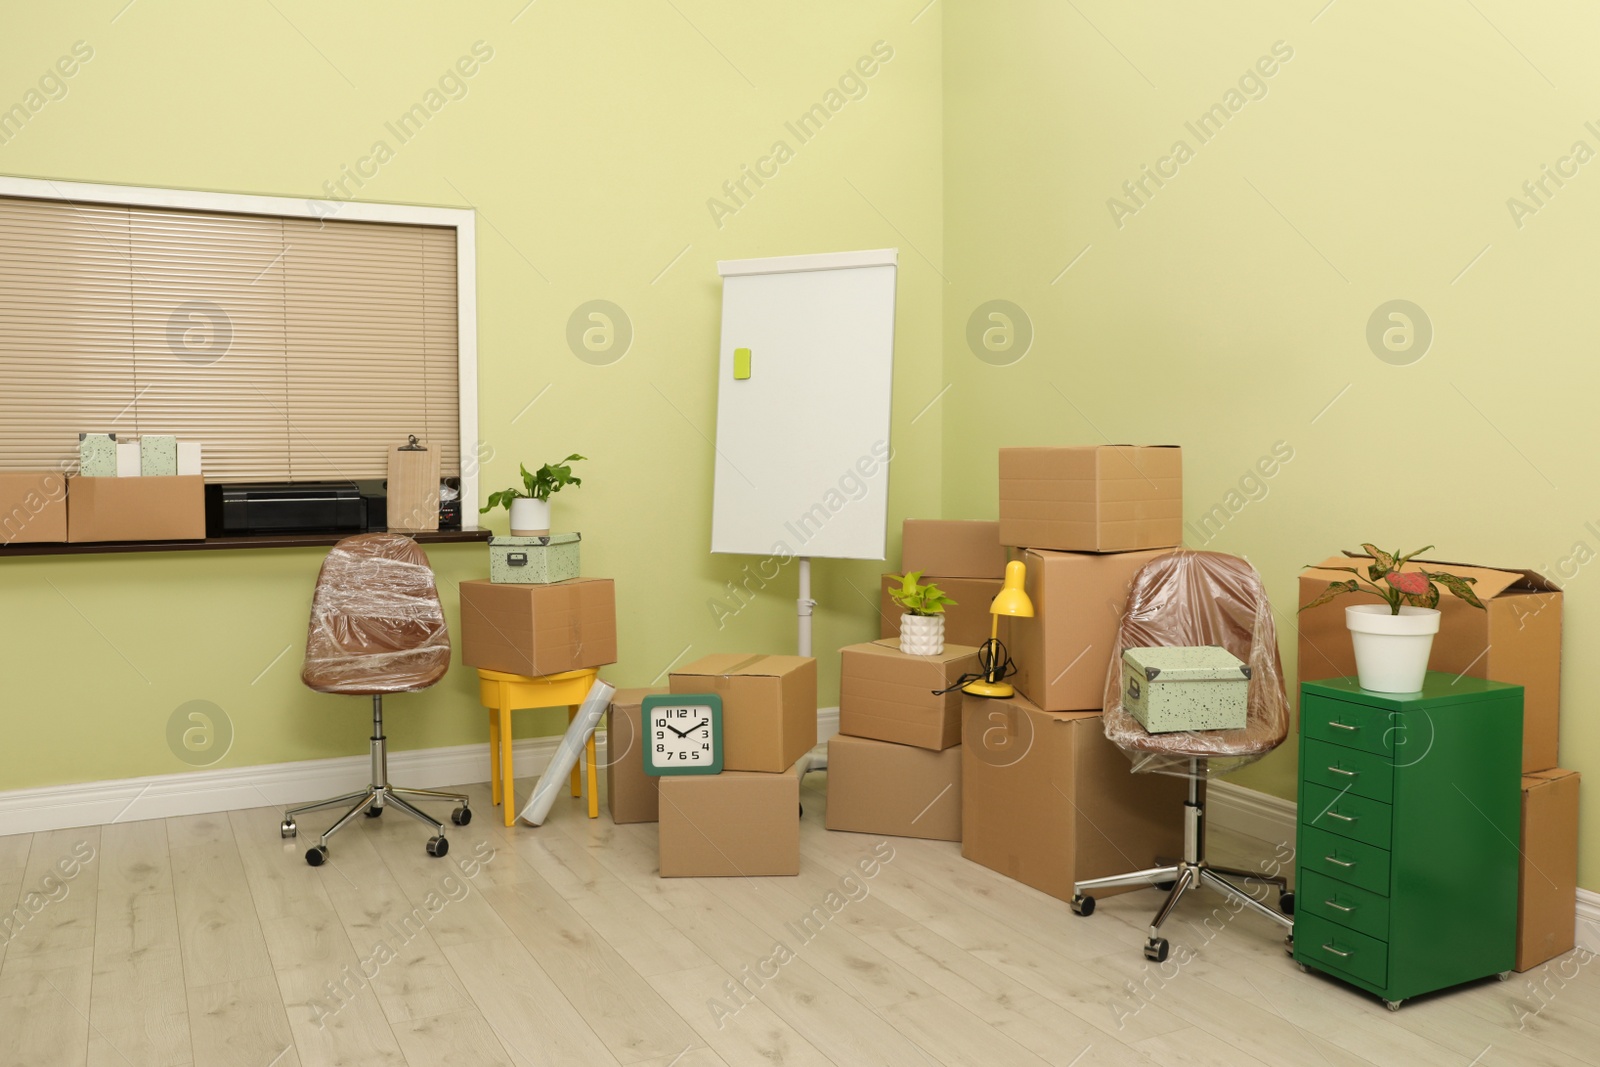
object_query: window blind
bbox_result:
[0,194,459,482]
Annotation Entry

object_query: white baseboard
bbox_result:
[1207,781,1600,936]
[0,707,843,838]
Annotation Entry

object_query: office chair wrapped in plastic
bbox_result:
[1070,550,1295,961]
[281,534,471,866]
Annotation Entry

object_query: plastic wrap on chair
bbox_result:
[1101,550,1289,778]
[301,534,452,695]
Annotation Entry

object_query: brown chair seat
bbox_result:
[1101,550,1290,774]
[301,534,451,695]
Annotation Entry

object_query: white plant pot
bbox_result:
[1345,604,1441,693]
[509,497,551,536]
[899,613,946,656]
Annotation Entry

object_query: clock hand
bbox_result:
[664,722,686,738]
[687,719,709,734]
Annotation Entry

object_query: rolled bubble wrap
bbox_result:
[520,678,617,826]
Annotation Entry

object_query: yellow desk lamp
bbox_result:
[962,559,1034,698]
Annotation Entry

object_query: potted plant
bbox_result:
[887,570,957,656]
[480,454,585,536]
[1301,544,1484,693]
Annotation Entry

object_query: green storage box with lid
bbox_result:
[489,532,580,584]
[1121,645,1250,733]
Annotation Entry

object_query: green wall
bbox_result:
[0,2,942,784]
[941,1,1598,890]
[5,2,1595,893]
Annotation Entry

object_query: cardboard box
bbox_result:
[658,764,800,877]
[961,693,1185,902]
[902,519,1007,579]
[1011,548,1170,712]
[66,475,205,542]
[1299,555,1562,772]
[839,640,980,750]
[0,471,69,545]
[1516,768,1580,971]
[670,654,816,773]
[999,445,1182,552]
[879,574,1007,649]
[458,578,618,677]
[605,687,668,824]
[825,734,962,841]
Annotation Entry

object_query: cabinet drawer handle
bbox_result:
[1325,811,1356,823]
[1328,766,1357,777]
[1323,899,1354,913]
[1321,943,1353,958]
[1324,855,1355,868]
[1329,721,1358,731]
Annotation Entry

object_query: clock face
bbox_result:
[642,695,723,776]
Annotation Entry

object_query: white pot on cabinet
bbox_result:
[1345,604,1441,693]
[509,497,551,536]
[899,613,946,656]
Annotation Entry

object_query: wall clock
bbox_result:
[641,694,723,776]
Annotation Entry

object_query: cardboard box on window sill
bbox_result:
[66,475,205,542]
[1,471,69,545]
[1299,554,1562,773]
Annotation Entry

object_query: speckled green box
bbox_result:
[140,435,177,476]
[78,433,117,477]
[489,533,580,584]
[1122,646,1249,733]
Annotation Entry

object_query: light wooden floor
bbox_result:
[1,771,1596,1067]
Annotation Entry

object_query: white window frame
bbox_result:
[0,174,480,511]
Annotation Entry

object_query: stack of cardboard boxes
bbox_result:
[656,654,817,877]
[1299,556,1579,972]
[956,446,1188,902]
[827,521,1002,842]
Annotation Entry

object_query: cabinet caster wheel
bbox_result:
[280,820,297,838]
[1285,936,1295,956]
[1384,999,1402,1012]
[365,804,383,818]
[1070,895,1095,917]
[1497,970,1513,981]
[305,845,328,867]
[1297,962,1308,973]
[451,806,472,826]
[426,836,449,858]
[1144,938,1169,963]
[1279,891,1295,916]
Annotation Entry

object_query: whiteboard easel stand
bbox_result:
[797,557,816,657]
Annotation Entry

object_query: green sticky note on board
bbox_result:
[733,348,751,380]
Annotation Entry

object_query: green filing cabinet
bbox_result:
[1294,674,1522,1010]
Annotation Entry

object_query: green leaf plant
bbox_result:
[886,571,957,617]
[1300,544,1487,616]
[480,454,586,513]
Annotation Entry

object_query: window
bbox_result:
[0,176,477,504]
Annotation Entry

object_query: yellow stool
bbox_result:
[476,667,601,826]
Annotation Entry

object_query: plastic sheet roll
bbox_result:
[519,678,617,826]
[1101,550,1289,778]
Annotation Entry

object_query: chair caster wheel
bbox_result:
[1070,895,1095,917]
[1280,891,1295,916]
[451,806,472,826]
[1385,999,1403,1012]
[305,845,328,867]
[365,804,383,818]
[280,820,297,838]
[426,836,449,858]
[1144,938,1170,963]
[1154,881,1176,892]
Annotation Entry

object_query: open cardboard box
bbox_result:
[1299,554,1562,772]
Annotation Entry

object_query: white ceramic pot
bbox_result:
[899,613,946,656]
[509,497,551,536]
[1345,604,1441,693]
